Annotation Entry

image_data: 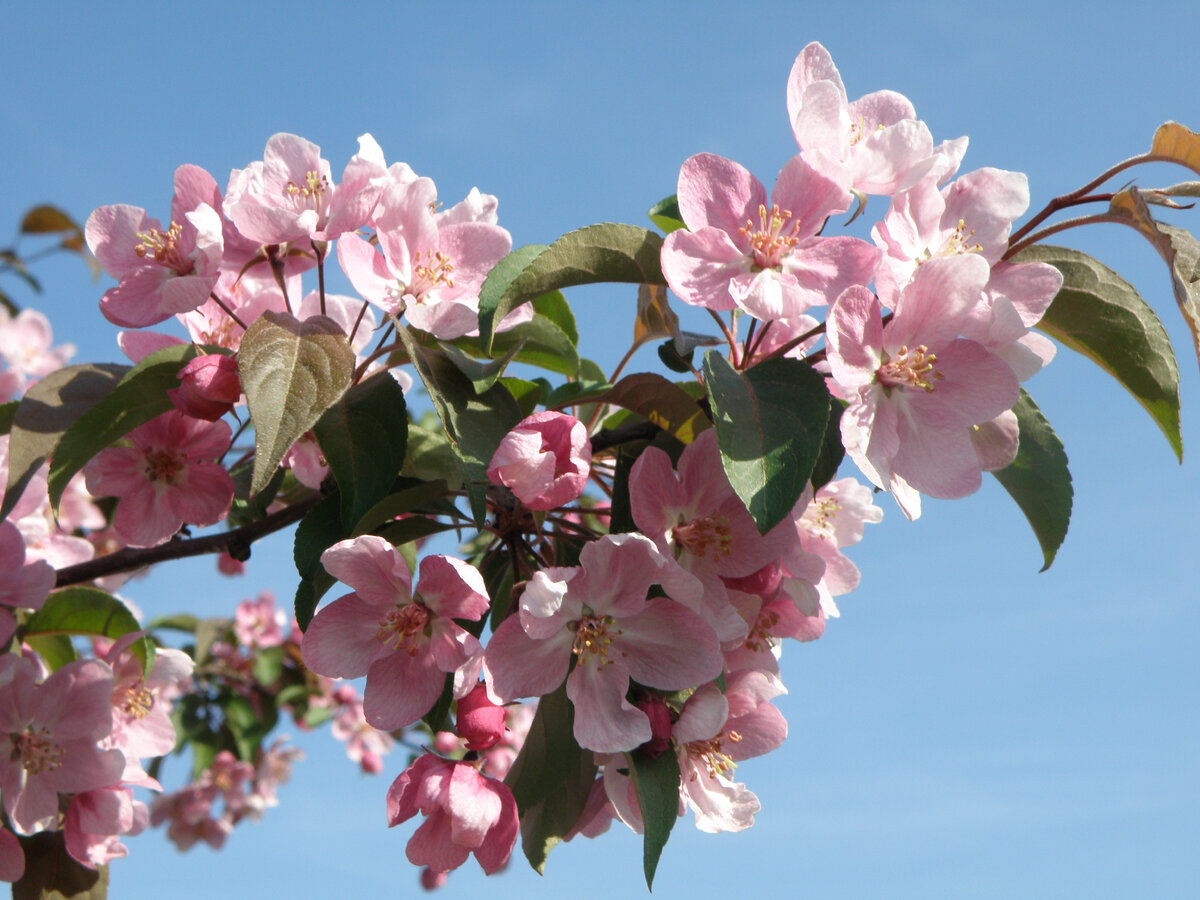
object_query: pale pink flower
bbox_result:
[826,257,1021,519]
[234,591,287,649]
[0,307,74,388]
[330,685,393,774]
[787,41,934,195]
[0,655,125,835]
[387,754,519,876]
[301,536,490,731]
[486,411,591,510]
[283,432,327,490]
[0,520,54,645]
[795,477,884,618]
[83,409,234,547]
[64,786,148,869]
[661,152,878,321]
[483,533,722,753]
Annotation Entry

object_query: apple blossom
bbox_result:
[486,410,591,510]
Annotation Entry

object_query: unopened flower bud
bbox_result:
[168,354,241,421]
[456,683,506,751]
[635,695,672,758]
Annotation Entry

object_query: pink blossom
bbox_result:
[84,409,234,547]
[168,353,241,421]
[234,591,287,649]
[484,533,722,753]
[0,520,54,645]
[104,634,193,783]
[387,754,519,876]
[0,307,74,392]
[787,42,934,195]
[661,152,878,321]
[826,257,1021,518]
[64,786,148,869]
[0,827,23,883]
[330,685,393,774]
[486,411,591,510]
[0,655,125,835]
[455,683,506,752]
[301,536,490,731]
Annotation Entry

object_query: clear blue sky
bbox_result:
[2,2,1198,897]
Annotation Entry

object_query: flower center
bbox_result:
[921,218,983,264]
[145,448,187,483]
[12,726,64,776]
[744,608,780,653]
[286,170,331,221]
[571,614,620,668]
[876,344,943,393]
[120,682,155,720]
[409,250,456,301]
[376,603,431,655]
[803,496,842,541]
[738,204,801,270]
[686,730,743,779]
[672,513,733,563]
[135,222,192,275]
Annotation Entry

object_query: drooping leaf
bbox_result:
[293,491,347,630]
[350,478,449,537]
[478,223,666,352]
[601,373,711,445]
[2,363,126,520]
[24,587,154,673]
[633,282,680,346]
[13,831,108,900]
[395,327,521,526]
[238,310,355,495]
[991,390,1073,571]
[703,352,831,533]
[47,344,221,509]
[1016,244,1182,459]
[531,290,578,346]
[20,205,80,235]
[647,194,686,234]
[629,748,681,889]
[1149,121,1200,176]
[504,684,596,874]
[313,371,408,529]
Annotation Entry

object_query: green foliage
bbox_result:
[601,373,711,444]
[24,587,155,674]
[703,352,831,534]
[647,194,686,233]
[629,748,682,889]
[238,310,355,495]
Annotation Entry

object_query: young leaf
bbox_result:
[1015,244,1182,460]
[47,344,216,509]
[991,390,1073,571]
[629,748,682,889]
[1149,121,1200,176]
[2,363,126,520]
[313,371,408,530]
[238,310,355,495]
[703,352,831,534]
[24,587,155,674]
[478,223,666,352]
[647,194,687,233]
[633,283,680,346]
[601,373,711,445]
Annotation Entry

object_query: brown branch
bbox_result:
[54,494,322,589]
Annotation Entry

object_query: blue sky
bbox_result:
[2,2,1199,897]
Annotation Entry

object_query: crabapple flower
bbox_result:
[0,520,54,645]
[387,754,519,876]
[455,683,506,752]
[64,786,148,869]
[234,591,287,649]
[661,152,878,320]
[301,536,490,731]
[484,533,722,753]
[330,685,393,774]
[486,411,591,510]
[826,256,1020,518]
[787,41,935,195]
[168,353,241,421]
[84,409,234,547]
[0,307,74,389]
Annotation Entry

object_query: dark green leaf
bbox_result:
[351,479,449,536]
[479,223,666,352]
[517,743,597,875]
[629,748,681,889]
[703,352,830,534]
[809,399,846,491]
[293,491,348,630]
[647,194,686,234]
[531,290,578,346]
[47,344,219,509]
[477,244,550,350]
[313,371,408,529]
[421,673,455,734]
[544,380,614,410]
[13,831,107,900]
[2,363,126,520]
[601,373,711,444]
[991,390,1073,571]
[24,587,154,673]
[238,310,355,495]
[0,400,16,435]
[486,313,580,377]
[499,377,544,416]
[1017,244,1182,460]
[439,340,525,393]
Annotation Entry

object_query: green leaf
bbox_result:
[13,831,108,900]
[439,339,525,394]
[0,400,17,436]
[500,377,544,416]
[544,380,614,410]
[402,417,465,488]
[629,749,681,889]
[313,371,408,529]
[486,313,580,377]
[477,244,550,349]
[22,634,78,672]
[351,478,449,536]
[531,290,578,346]
[478,223,666,353]
[991,390,1073,571]
[24,587,154,674]
[1017,244,1182,460]
[601,373,711,444]
[2,363,126,520]
[238,310,355,495]
[421,673,455,734]
[702,352,831,533]
[504,684,596,874]
[293,491,348,630]
[647,194,686,234]
[809,399,847,491]
[47,344,220,509]
[395,328,521,526]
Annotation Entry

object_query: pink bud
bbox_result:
[635,695,672,758]
[486,411,591,511]
[168,354,241,421]
[420,867,448,891]
[723,561,783,599]
[456,683,506,751]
